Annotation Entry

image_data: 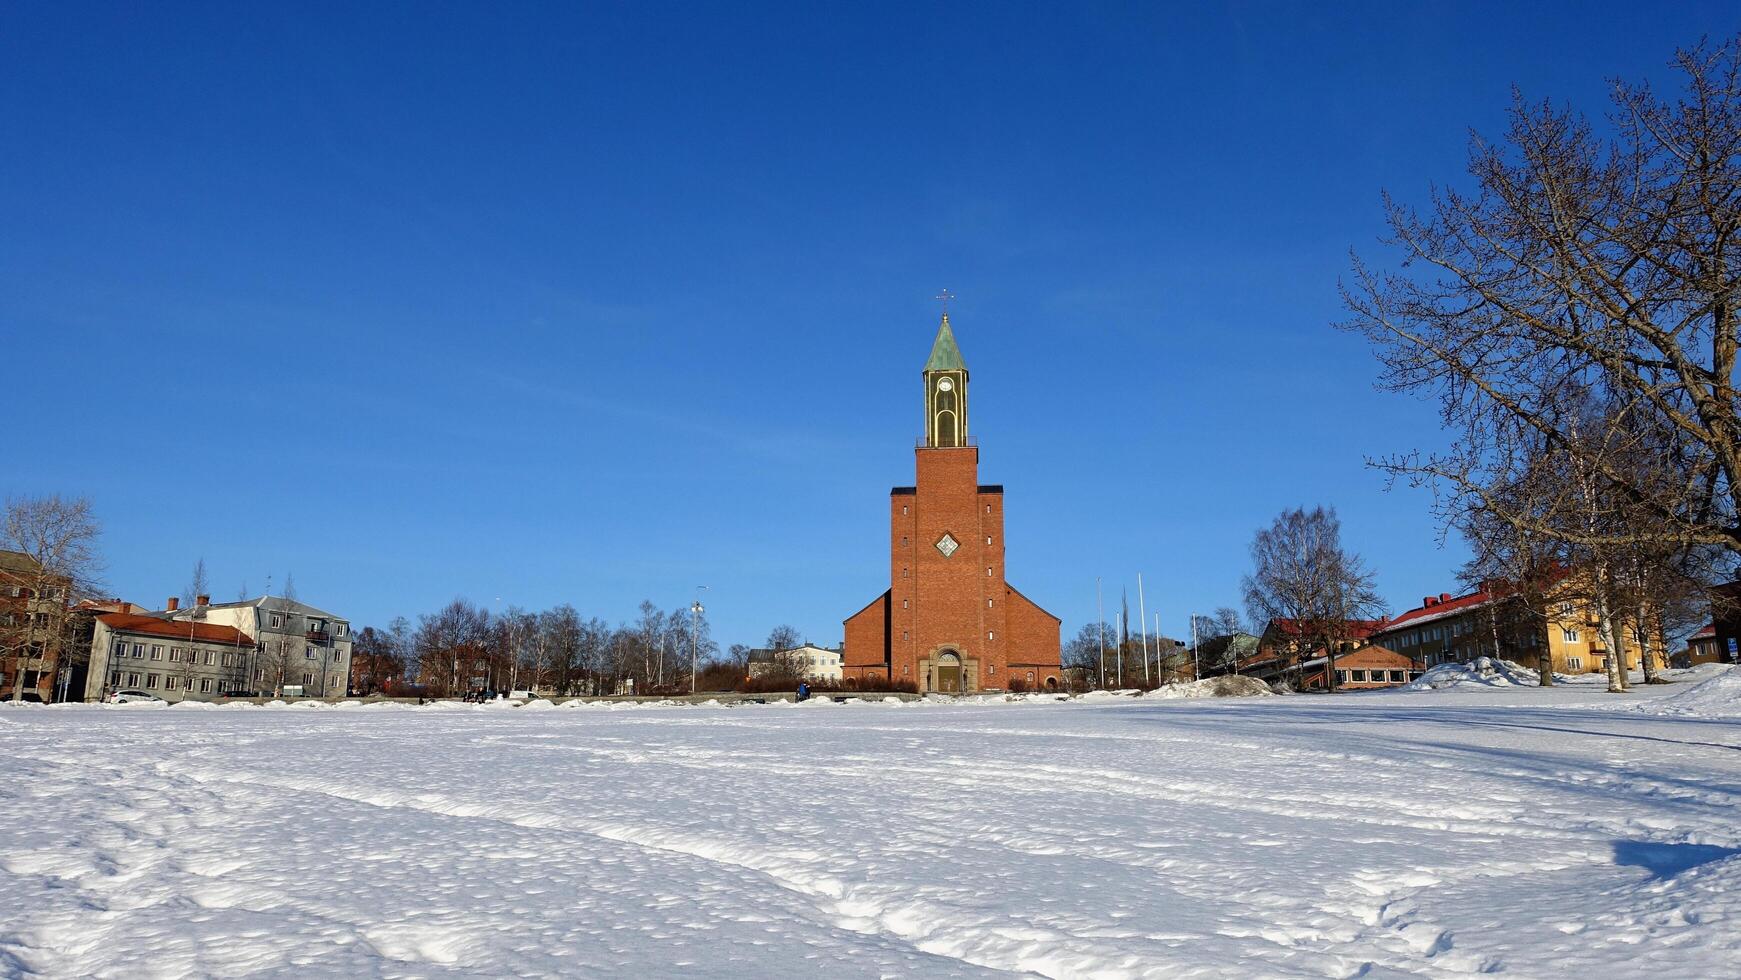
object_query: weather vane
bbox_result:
[935,288,955,315]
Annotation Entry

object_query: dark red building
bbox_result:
[842,315,1061,693]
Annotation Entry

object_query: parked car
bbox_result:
[108,690,164,704]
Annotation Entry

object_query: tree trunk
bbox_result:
[1635,609,1658,684]
[1595,592,1627,694]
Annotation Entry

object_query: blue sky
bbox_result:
[5,2,1737,646]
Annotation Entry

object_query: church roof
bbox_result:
[924,314,967,372]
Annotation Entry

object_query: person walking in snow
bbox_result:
[797,681,810,702]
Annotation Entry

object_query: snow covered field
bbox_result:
[3,674,1739,978]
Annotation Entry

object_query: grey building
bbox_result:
[169,594,353,697]
[85,610,256,702]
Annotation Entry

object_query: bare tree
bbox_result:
[182,557,210,610]
[1342,38,1741,566]
[414,598,491,696]
[764,624,805,681]
[2,495,103,702]
[1243,506,1386,693]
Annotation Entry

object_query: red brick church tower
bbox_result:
[842,314,1062,693]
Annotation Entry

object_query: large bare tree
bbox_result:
[1342,38,1741,564]
[2,495,103,702]
[1243,506,1386,693]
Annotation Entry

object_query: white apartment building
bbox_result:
[747,644,844,683]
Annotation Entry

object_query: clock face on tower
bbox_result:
[935,533,959,558]
[936,377,953,392]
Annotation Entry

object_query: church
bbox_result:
[842,313,1063,693]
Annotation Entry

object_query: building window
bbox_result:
[336,623,348,637]
[902,631,908,640]
[902,567,909,578]
[987,599,993,608]
[1559,601,1574,617]
[1351,670,1367,682]
[150,645,163,661]
[901,506,908,515]
[112,640,125,658]
[168,649,180,663]
[1026,671,1035,683]
[985,504,991,514]
[902,599,909,609]
[270,613,283,628]
[109,671,120,686]
[204,651,214,665]
[200,678,212,693]
[1567,656,1583,671]
[132,643,145,658]
[985,536,992,545]
[1336,670,1349,683]
[986,567,992,577]
[1563,628,1580,643]
[303,672,313,686]
[988,631,995,640]
[305,647,316,660]
[146,674,159,689]
[333,650,342,662]
[128,672,141,687]
[1388,670,1405,682]
[988,665,995,675]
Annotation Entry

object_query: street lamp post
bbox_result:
[690,586,709,693]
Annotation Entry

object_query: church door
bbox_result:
[935,651,962,693]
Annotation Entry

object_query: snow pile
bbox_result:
[1141,675,1273,699]
[1405,656,1541,691]
[1634,665,1741,718]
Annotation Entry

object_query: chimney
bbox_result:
[1423,596,1438,608]
[196,594,210,607]
[167,597,180,612]
[1440,593,1452,603]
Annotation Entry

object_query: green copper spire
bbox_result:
[924,314,967,372]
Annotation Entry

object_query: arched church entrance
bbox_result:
[935,650,963,693]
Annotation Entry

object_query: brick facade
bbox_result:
[843,315,1061,692]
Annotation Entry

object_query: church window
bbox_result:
[986,536,992,545]
[902,631,908,640]
[988,665,995,675]
[986,567,992,577]
[902,599,908,609]
[902,506,908,515]
[987,599,993,608]
[902,537,908,546]
[986,505,991,513]
[988,631,995,641]
[902,567,909,578]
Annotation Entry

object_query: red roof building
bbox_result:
[85,612,257,702]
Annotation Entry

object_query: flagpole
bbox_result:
[1137,574,1151,688]
[1096,577,1106,690]
[1191,612,1200,682]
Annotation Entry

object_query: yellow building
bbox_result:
[1370,578,1663,676]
